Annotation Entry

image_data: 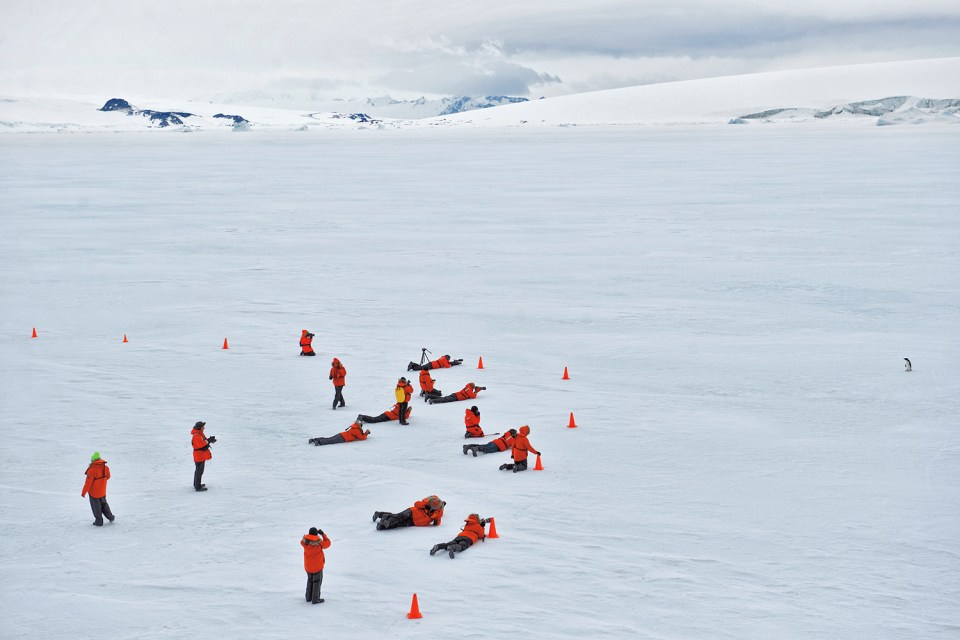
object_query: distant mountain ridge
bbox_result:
[208,91,529,119]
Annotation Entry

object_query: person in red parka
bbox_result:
[464,405,484,438]
[428,382,486,404]
[430,513,488,559]
[301,526,331,604]
[191,421,216,491]
[81,451,115,526]
[419,369,442,401]
[500,425,540,473]
[373,495,445,530]
[395,377,414,425]
[309,422,370,446]
[355,403,412,424]
[407,354,463,371]
[329,357,346,410]
[300,330,315,356]
[463,428,517,457]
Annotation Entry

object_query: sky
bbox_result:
[2,0,959,101]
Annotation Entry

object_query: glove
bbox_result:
[317,528,324,536]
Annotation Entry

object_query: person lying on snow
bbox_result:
[499,425,540,473]
[419,369,442,400]
[430,514,488,559]
[407,354,463,371]
[464,406,484,438]
[309,422,370,446]
[463,429,517,457]
[355,403,412,424]
[428,382,486,404]
[373,495,445,530]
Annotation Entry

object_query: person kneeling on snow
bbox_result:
[430,514,488,559]
[373,495,445,530]
[464,405,484,438]
[464,429,516,457]
[499,425,540,473]
[309,422,370,446]
[419,369,442,400]
[356,403,412,424]
[300,330,315,356]
[428,382,485,404]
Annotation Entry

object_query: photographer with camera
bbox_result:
[430,514,489,559]
[299,329,315,356]
[372,495,445,530]
[308,421,370,446]
[191,421,217,491]
[407,350,463,371]
[329,357,346,409]
[427,382,486,404]
[300,526,331,604]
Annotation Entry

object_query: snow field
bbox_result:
[1,126,959,639]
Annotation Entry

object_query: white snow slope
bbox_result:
[2,58,959,132]
[1,124,959,639]
[431,58,960,126]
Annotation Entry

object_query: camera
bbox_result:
[207,435,217,444]
[306,333,315,338]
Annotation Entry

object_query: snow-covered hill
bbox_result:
[428,58,960,127]
[1,58,958,132]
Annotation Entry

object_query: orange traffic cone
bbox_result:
[31,327,38,338]
[222,338,229,350]
[477,356,484,369]
[406,593,423,619]
[534,454,544,471]
[122,334,128,343]
[486,517,499,539]
[567,412,577,428]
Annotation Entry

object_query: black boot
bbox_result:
[471,446,478,457]
[430,544,442,556]
[462,445,469,455]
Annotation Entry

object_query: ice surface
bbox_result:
[1,126,959,639]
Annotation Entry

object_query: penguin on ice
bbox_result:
[904,357,912,372]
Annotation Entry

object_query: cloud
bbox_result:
[0,0,957,99]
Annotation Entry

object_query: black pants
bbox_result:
[89,495,115,525]
[332,386,345,409]
[398,402,409,424]
[305,570,323,602]
[358,413,390,424]
[408,361,424,371]
[501,459,528,472]
[300,351,315,356]
[429,394,459,404]
[312,434,345,446]
[375,508,414,530]
[435,536,473,554]
[194,461,205,489]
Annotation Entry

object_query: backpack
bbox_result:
[395,386,406,402]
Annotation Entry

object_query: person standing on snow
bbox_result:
[329,357,346,409]
[499,425,539,473]
[395,377,414,425]
[301,526,331,604]
[463,429,517,457]
[81,452,115,526]
[430,514,488,559]
[191,421,216,491]
[299,330,315,356]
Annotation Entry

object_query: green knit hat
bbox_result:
[91,451,101,461]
